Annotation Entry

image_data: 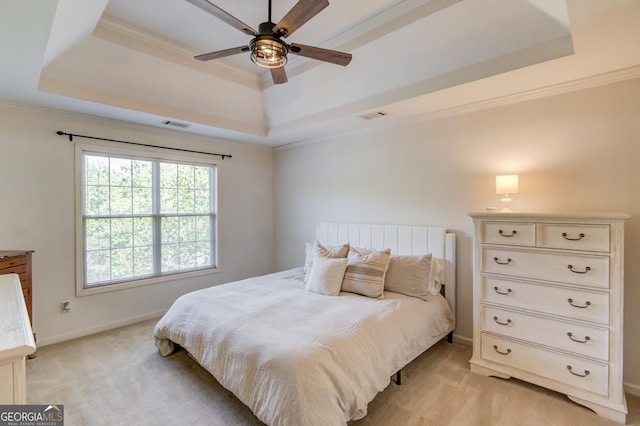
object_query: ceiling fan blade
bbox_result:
[270,67,288,84]
[289,43,352,66]
[186,0,257,36]
[194,46,250,61]
[274,0,329,38]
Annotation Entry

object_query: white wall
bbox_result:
[273,77,640,393]
[0,102,274,346]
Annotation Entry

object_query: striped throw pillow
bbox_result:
[341,247,391,299]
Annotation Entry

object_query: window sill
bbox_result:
[76,267,221,297]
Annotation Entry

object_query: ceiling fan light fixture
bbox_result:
[250,36,288,68]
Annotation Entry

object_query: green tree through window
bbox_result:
[81,151,217,287]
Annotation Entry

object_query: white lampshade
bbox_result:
[496,175,519,195]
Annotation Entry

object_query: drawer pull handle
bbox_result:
[562,232,585,241]
[493,345,511,355]
[567,265,591,274]
[493,286,512,295]
[568,298,591,308]
[493,257,512,265]
[567,365,590,377]
[498,229,517,237]
[567,332,590,343]
[493,316,512,326]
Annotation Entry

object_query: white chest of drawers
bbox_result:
[469,212,630,423]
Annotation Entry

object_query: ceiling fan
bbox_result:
[186,0,352,84]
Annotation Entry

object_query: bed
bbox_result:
[154,223,456,425]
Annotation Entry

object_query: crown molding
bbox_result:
[94,15,261,90]
[275,64,640,151]
[0,99,270,151]
[412,64,640,122]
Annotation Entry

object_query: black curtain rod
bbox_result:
[56,131,232,160]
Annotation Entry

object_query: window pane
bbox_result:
[133,246,153,276]
[86,218,110,250]
[111,218,133,249]
[85,155,109,186]
[133,187,152,214]
[180,242,196,269]
[160,188,178,213]
[110,158,132,186]
[194,189,210,213]
[132,160,152,187]
[178,188,195,213]
[196,216,211,236]
[111,248,134,280]
[133,217,153,246]
[161,243,179,273]
[195,241,211,267]
[110,185,132,215]
[86,249,111,284]
[177,164,195,189]
[85,185,109,216]
[161,217,179,244]
[180,216,196,242]
[194,166,209,189]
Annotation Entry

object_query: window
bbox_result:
[76,144,218,295]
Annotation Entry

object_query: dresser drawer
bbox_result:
[481,334,608,396]
[0,256,27,271]
[539,224,610,253]
[483,248,609,289]
[482,222,535,246]
[482,306,609,361]
[0,265,27,281]
[482,277,609,324]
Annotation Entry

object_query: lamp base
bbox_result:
[499,196,515,212]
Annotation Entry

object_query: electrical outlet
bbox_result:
[61,301,71,314]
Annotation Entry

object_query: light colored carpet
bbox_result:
[27,319,639,426]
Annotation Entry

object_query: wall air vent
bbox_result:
[359,111,389,120]
[162,120,191,129]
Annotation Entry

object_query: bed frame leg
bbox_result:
[447,331,453,343]
[394,370,401,385]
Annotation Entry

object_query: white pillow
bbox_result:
[384,254,432,300]
[305,254,349,296]
[341,247,391,299]
[303,241,349,276]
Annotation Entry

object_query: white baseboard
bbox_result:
[35,310,167,347]
[452,334,473,346]
[625,381,640,397]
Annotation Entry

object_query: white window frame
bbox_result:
[75,142,220,296]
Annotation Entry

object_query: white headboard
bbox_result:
[315,223,456,322]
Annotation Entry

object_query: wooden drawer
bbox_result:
[481,334,608,396]
[482,222,535,246]
[539,224,610,253]
[482,306,609,361]
[0,256,27,271]
[482,277,609,324]
[483,247,609,289]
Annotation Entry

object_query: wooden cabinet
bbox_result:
[469,212,629,423]
[0,251,33,325]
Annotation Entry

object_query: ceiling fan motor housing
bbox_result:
[250,22,289,68]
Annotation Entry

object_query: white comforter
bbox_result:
[154,268,454,426]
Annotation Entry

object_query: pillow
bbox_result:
[429,258,444,295]
[384,254,432,300]
[304,254,349,296]
[341,247,391,299]
[303,241,349,276]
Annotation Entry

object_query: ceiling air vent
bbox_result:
[162,120,191,129]
[360,111,389,120]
